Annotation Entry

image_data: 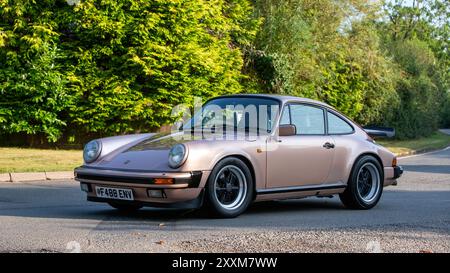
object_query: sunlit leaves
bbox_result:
[0,0,258,143]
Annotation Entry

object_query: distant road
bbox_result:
[0,147,449,252]
[439,128,450,136]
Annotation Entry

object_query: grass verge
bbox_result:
[0,148,82,173]
[377,131,450,157]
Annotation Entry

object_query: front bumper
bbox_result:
[87,191,204,209]
[74,166,209,209]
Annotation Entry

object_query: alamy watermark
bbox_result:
[169,96,280,143]
[66,241,82,253]
[366,240,383,253]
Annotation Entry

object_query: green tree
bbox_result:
[247,0,399,123]
[0,0,448,145]
[0,0,259,143]
[0,1,70,143]
[379,0,449,138]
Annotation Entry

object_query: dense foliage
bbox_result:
[0,0,448,145]
[0,0,258,143]
[247,0,449,138]
[376,0,449,138]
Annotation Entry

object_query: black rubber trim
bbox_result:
[78,165,186,173]
[178,171,202,187]
[257,184,346,195]
[87,189,204,209]
[393,166,403,179]
[76,171,202,187]
[77,173,153,184]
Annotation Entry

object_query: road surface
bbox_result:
[0,148,449,253]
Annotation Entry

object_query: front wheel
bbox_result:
[204,157,254,218]
[339,155,383,209]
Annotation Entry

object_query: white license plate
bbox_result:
[95,186,134,201]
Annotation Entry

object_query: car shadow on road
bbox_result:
[1,185,449,232]
[103,198,345,220]
[0,192,344,222]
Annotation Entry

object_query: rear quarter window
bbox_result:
[327,111,353,134]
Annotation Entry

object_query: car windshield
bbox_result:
[183,97,280,136]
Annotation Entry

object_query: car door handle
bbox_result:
[323,142,335,149]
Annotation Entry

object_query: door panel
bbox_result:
[266,103,335,189]
[266,135,335,188]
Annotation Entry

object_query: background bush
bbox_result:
[0,0,259,145]
[0,0,448,146]
[247,0,448,139]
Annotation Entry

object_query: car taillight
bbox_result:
[392,157,397,167]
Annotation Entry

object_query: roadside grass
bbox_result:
[377,131,450,157]
[0,148,82,173]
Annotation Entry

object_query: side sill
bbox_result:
[256,184,346,195]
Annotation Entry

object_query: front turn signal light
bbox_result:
[392,157,397,167]
[154,178,174,184]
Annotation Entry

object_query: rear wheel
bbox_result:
[108,202,143,212]
[205,157,254,218]
[339,155,383,209]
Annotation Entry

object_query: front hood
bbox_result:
[92,132,191,171]
[88,131,263,172]
[127,132,189,151]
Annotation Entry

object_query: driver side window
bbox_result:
[280,104,325,135]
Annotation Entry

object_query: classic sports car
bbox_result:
[75,94,403,218]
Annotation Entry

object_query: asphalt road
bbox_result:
[0,148,449,253]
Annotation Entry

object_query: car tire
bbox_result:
[204,157,254,218]
[108,202,143,212]
[339,155,383,209]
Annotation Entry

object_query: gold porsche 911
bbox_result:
[75,94,403,218]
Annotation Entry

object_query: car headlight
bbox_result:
[168,144,187,168]
[83,140,102,163]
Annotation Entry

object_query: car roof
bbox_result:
[213,94,334,109]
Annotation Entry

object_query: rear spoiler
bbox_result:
[363,126,395,138]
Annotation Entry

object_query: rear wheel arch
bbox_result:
[340,153,384,209]
[350,152,384,183]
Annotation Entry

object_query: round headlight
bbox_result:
[83,140,102,163]
[168,144,187,168]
